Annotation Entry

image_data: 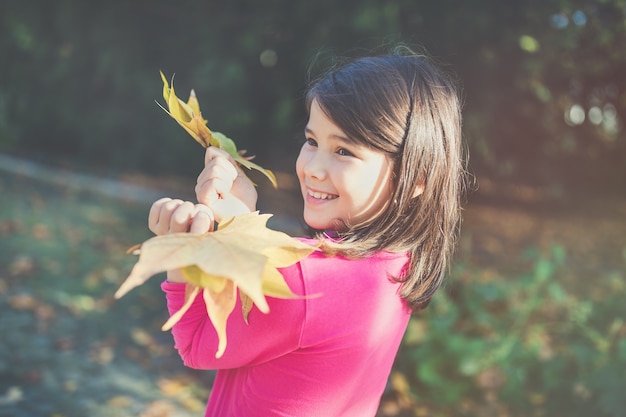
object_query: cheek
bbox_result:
[295,153,305,182]
[296,158,313,195]
[351,164,394,210]
[295,147,312,182]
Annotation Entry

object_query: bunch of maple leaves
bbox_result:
[115,74,316,358]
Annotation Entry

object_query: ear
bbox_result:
[412,182,425,198]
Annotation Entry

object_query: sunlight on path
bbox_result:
[0,153,165,203]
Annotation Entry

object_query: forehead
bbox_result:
[306,99,353,142]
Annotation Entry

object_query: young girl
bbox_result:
[149,47,465,417]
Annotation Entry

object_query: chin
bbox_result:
[303,218,329,231]
[304,214,346,232]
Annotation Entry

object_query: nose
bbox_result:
[302,150,328,181]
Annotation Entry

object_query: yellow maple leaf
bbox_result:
[115,212,317,358]
[158,72,277,188]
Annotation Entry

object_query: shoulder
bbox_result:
[300,245,409,293]
[279,237,410,297]
[299,238,409,274]
[292,245,412,347]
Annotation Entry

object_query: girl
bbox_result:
[149,47,466,417]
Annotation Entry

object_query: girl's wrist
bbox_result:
[167,269,187,284]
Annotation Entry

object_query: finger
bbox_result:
[196,161,239,205]
[189,205,214,234]
[169,201,196,233]
[148,197,172,233]
[151,198,184,235]
[204,146,235,167]
[203,148,242,181]
[200,155,239,184]
[154,198,184,235]
[196,177,238,205]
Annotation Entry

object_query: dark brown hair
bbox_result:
[305,46,467,311]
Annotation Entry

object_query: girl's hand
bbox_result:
[148,198,214,236]
[195,147,258,222]
[148,198,213,284]
[148,198,214,283]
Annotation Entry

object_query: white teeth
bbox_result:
[309,190,335,200]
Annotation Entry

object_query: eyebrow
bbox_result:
[304,126,353,144]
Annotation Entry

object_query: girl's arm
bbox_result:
[150,199,304,368]
[152,147,303,368]
[162,262,305,370]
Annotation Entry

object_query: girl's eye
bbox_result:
[337,148,354,157]
[305,138,318,147]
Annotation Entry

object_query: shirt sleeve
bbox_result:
[161,262,306,370]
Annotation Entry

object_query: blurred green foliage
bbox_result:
[399,246,626,416]
[1,0,625,190]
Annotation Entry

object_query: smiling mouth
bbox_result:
[307,190,338,200]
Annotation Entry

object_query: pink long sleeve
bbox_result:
[161,262,306,370]
[161,249,411,417]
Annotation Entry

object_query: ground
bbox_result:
[1,158,625,417]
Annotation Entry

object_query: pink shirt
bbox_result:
[161,244,411,417]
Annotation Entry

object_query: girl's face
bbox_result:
[296,99,394,231]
